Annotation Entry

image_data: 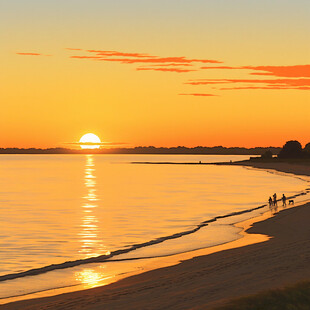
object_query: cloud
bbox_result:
[68,48,222,65]
[137,67,196,73]
[220,86,310,90]
[66,142,128,146]
[65,48,83,51]
[186,78,310,88]
[245,65,310,78]
[96,56,221,64]
[70,56,103,59]
[16,52,50,56]
[201,65,310,78]
[186,80,231,85]
[146,63,193,67]
[201,66,237,70]
[87,50,153,58]
[179,93,217,97]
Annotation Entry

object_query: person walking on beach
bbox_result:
[273,193,277,206]
[273,193,278,212]
[282,194,287,207]
[269,196,273,208]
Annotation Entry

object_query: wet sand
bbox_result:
[2,162,310,309]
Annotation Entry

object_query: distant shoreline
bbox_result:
[132,159,310,178]
[0,146,280,155]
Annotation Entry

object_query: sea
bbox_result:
[0,154,309,302]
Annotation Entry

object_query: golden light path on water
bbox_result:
[75,155,112,288]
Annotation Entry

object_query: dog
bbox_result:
[288,199,294,205]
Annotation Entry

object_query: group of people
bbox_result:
[268,193,287,211]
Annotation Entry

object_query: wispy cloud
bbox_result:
[146,63,193,67]
[16,52,51,56]
[65,48,83,51]
[200,66,237,70]
[66,142,128,146]
[179,93,217,97]
[220,86,310,90]
[186,78,310,87]
[201,65,310,78]
[245,65,310,78]
[83,56,221,65]
[87,50,152,58]
[137,67,196,73]
[68,49,222,65]
[186,78,310,91]
[71,56,103,59]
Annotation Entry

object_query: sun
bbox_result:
[79,133,101,149]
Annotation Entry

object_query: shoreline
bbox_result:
[2,163,310,309]
[3,202,309,309]
[0,201,273,306]
[229,160,310,178]
[132,160,310,179]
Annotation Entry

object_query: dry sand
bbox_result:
[2,163,310,310]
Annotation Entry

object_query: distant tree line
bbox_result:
[2,143,309,159]
[0,146,282,155]
[260,140,310,159]
[278,140,310,159]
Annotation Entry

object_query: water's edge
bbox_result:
[1,190,307,283]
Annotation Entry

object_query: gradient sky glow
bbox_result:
[1,0,309,148]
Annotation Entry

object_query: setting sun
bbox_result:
[79,133,101,149]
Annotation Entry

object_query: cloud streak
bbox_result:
[78,56,222,65]
[87,50,152,58]
[137,67,196,73]
[179,93,217,97]
[186,78,310,88]
[68,49,222,65]
[66,142,128,146]
[201,65,310,78]
[220,86,310,90]
[65,48,83,51]
[16,52,51,56]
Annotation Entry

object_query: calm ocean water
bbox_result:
[0,154,309,301]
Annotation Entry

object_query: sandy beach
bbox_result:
[2,163,310,310]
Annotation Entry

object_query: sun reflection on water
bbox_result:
[78,155,109,258]
[75,155,111,287]
[75,268,114,288]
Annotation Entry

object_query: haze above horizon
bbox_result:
[1,0,309,148]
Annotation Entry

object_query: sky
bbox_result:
[1,0,309,148]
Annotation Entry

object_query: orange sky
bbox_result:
[1,1,309,148]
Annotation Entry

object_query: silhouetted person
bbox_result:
[269,196,273,207]
[282,194,287,207]
[273,193,277,206]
